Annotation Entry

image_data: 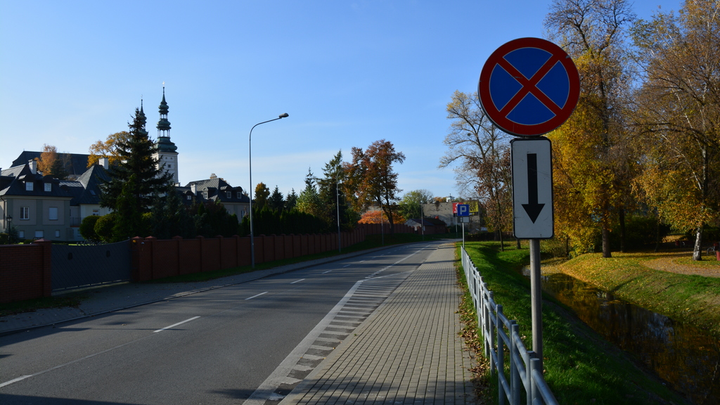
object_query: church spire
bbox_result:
[157,84,172,137]
[153,84,179,185]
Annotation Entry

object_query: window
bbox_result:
[186,195,192,201]
[237,192,243,199]
[20,207,30,220]
[35,230,43,239]
[25,182,34,191]
[55,230,60,238]
[227,191,232,199]
[44,183,52,192]
[48,207,58,221]
[18,230,24,239]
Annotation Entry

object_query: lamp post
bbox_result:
[249,113,289,268]
[336,177,341,253]
[6,215,12,233]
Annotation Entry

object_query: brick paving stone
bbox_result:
[281,243,476,405]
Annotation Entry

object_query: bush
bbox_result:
[79,215,101,242]
[94,213,116,243]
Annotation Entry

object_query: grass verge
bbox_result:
[0,293,89,317]
[458,241,690,405]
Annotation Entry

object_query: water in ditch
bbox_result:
[523,267,720,404]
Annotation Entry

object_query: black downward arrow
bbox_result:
[522,153,544,223]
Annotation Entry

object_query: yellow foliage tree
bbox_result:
[87,131,131,167]
[545,0,636,257]
[632,0,720,260]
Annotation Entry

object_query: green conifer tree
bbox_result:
[100,105,173,213]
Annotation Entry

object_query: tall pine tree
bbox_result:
[100,104,173,239]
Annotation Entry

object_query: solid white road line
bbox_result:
[153,316,201,333]
[245,291,268,300]
[0,375,32,389]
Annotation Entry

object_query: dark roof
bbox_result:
[12,151,91,179]
[0,165,74,199]
[68,165,109,204]
[184,177,249,204]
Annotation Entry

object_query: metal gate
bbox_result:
[51,241,131,293]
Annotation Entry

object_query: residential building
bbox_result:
[181,174,250,219]
[0,162,74,240]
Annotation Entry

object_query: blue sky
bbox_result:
[0,0,681,201]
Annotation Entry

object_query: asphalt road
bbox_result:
[0,241,443,405]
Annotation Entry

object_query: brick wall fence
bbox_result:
[0,223,424,303]
[0,240,52,303]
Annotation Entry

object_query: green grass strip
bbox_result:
[460,241,690,405]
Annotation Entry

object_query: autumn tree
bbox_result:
[631,0,720,260]
[253,182,270,210]
[344,140,405,234]
[36,144,68,179]
[358,209,404,225]
[545,0,636,257]
[440,91,512,248]
[88,131,131,167]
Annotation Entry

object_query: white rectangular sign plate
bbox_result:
[511,137,554,239]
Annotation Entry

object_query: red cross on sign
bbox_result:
[478,37,580,137]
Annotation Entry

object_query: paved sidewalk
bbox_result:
[280,242,476,405]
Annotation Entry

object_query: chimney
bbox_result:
[98,157,109,169]
[28,159,37,174]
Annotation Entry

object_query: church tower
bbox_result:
[154,85,179,185]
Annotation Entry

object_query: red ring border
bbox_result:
[478,38,579,137]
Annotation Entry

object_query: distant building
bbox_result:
[0,160,107,241]
[2,88,250,241]
[421,200,483,234]
[180,174,250,219]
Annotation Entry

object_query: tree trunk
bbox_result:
[619,208,626,253]
[602,227,612,258]
[692,225,703,261]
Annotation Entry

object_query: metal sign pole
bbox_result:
[530,238,542,369]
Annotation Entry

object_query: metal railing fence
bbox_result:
[461,247,558,405]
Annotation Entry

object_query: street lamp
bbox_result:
[336,177,341,253]
[249,113,289,268]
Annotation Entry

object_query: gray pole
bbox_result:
[336,178,341,253]
[529,238,543,369]
[249,113,288,268]
[421,203,424,240]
